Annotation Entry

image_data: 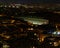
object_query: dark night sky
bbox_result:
[0,0,60,4]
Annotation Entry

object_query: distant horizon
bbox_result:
[0,0,60,4]
[0,2,60,5]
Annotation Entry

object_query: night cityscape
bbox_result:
[0,0,60,48]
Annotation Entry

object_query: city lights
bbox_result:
[0,3,60,48]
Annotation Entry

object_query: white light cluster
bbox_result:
[53,31,57,34]
[57,32,60,34]
[53,31,60,35]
